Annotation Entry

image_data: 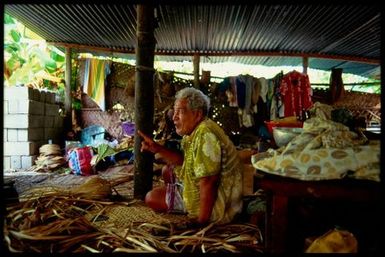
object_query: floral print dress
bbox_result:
[174,118,243,224]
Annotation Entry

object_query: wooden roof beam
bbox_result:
[50,42,380,65]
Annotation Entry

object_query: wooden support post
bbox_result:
[64,47,72,133]
[193,53,200,88]
[134,5,156,200]
[303,56,308,75]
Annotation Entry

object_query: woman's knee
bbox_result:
[145,187,167,212]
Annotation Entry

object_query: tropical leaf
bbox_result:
[50,50,65,62]
[7,62,35,86]
[4,14,67,89]
[4,14,16,24]
[30,57,44,73]
[10,29,21,42]
[35,70,63,83]
[4,42,20,53]
[45,59,58,73]
[96,144,117,164]
[6,55,21,71]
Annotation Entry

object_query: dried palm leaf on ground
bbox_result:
[167,223,264,253]
[20,176,113,200]
[4,195,133,253]
[4,194,264,253]
[18,173,134,203]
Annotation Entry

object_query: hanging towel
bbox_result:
[83,59,110,111]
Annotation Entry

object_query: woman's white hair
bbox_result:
[175,87,210,116]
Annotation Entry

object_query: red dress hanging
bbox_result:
[279,70,313,118]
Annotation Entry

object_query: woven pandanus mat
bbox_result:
[85,201,188,230]
[80,109,123,140]
[333,91,380,109]
[107,86,135,110]
[81,93,101,109]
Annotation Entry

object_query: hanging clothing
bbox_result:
[266,79,275,120]
[218,77,231,93]
[258,77,268,103]
[235,77,246,109]
[238,75,255,128]
[271,71,284,120]
[239,74,254,112]
[329,68,345,104]
[279,70,313,118]
[83,59,111,111]
[251,77,261,106]
[226,77,238,107]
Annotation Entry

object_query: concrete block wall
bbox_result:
[3,86,64,171]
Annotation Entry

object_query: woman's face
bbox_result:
[173,98,202,136]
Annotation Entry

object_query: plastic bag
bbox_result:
[165,182,186,214]
[305,228,358,253]
[68,146,94,176]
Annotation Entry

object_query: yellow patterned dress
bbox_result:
[174,118,243,224]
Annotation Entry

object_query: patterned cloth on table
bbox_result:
[252,117,380,182]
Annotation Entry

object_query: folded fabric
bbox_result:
[252,117,380,182]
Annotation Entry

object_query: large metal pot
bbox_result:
[273,127,303,147]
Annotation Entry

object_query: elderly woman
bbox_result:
[138,87,243,225]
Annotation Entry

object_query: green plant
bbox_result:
[4,13,65,89]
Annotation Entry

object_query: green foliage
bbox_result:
[72,99,82,110]
[4,14,65,89]
[10,29,21,42]
[50,50,65,62]
[4,13,16,24]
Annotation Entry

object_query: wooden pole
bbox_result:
[64,47,72,133]
[302,56,308,74]
[134,5,156,200]
[193,53,200,88]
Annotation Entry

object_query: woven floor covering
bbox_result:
[84,200,190,230]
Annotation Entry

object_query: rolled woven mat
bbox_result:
[18,175,136,201]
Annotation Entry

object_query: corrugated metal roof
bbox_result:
[4,4,381,79]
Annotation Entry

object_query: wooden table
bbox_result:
[254,172,382,253]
